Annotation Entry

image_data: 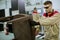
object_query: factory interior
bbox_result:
[0,0,60,40]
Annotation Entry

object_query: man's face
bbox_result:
[44,4,52,13]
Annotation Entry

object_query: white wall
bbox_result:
[12,10,19,16]
[50,0,60,12]
[25,0,42,11]
[0,0,11,17]
[0,0,11,9]
[5,9,10,17]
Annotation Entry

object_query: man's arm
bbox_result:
[32,13,40,22]
[39,13,60,26]
[29,20,40,26]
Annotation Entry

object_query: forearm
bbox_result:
[39,13,60,26]
[29,20,40,26]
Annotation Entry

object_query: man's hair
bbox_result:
[44,1,52,5]
[34,7,37,10]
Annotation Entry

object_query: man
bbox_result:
[32,7,40,35]
[38,1,60,40]
[32,7,40,22]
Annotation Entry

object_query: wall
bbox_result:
[0,0,19,17]
[50,0,60,12]
[0,0,11,9]
[0,0,11,17]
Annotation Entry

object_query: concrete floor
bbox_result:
[0,31,43,40]
[0,31,14,40]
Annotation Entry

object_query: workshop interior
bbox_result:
[0,0,60,40]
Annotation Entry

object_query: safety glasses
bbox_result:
[44,7,49,9]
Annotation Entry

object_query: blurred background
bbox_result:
[0,0,60,40]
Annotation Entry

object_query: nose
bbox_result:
[46,9,48,11]
[45,9,49,12]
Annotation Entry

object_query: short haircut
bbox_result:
[44,1,52,5]
[34,7,37,10]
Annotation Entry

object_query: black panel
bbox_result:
[0,9,5,17]
[11,0,18,10]
[0,24,4,31]
[18,0,25,13]
[7,24,13,33]
[9,8,12,16]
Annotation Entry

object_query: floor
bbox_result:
[0,31,14,40]
[0,31,43,40]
